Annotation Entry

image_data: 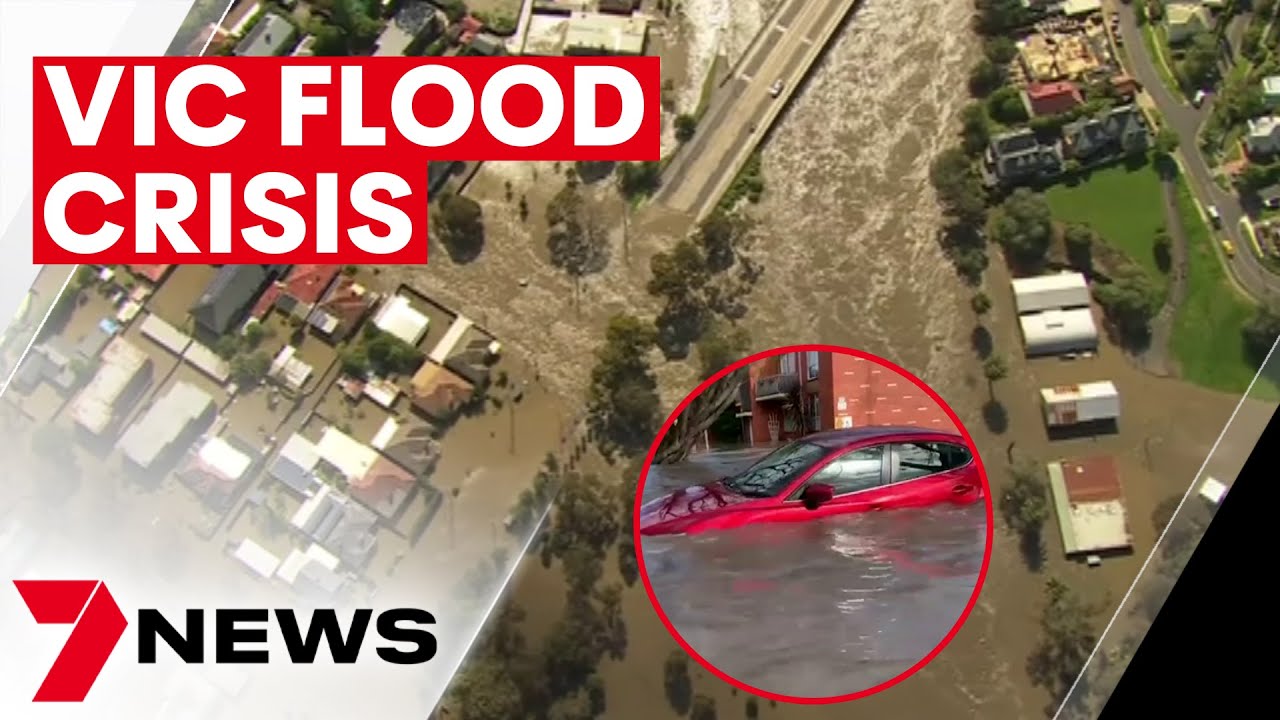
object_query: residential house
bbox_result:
[1164,3,1211,44]
[1062,104,1149,162]
[179,435,259,511]
[69,338,152,437]
[1110,74,1140,101]
[234,13,296,57]
[290,484,378,569]
[190,265,285,337]
[118,381,217,471]
[251,265,341,322]
[1024,81,1084,117]
[1246,116,1280,157]
[735,351,957,447]
[562,12,648,55]
[1264,75,1280,109]
[308,276,379,342]
[986,129,1065,184]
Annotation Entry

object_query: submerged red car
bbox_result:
[639,427,984,537]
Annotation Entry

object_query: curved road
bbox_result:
[1117,4,1280,302]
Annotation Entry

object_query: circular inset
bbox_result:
[633,345,993,704]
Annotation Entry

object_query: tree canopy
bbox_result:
[436,193,486,263]
[586,314,661,454]
[989,188,1053,267]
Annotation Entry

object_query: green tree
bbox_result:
[989,188,1054,267]
[1153,226,1173,272]
[696,209,749,271]
[696,319,750,379]
[1000,458,1050,568]
[1029,577,1099,703]
[587,314,661,454]
[435,193,486,263]
[930,147,988,227]
[448,658,524,720]
[1177,33,1221,90]
[974,0,1029,35]
[1242,303,1280,364]
[231,350,271,387]
[968,59,1005,97]
[987,85,1030,124]
[982,354,1009,392]
[961,103,992,156]
[1063,222,1096,271]
[1154,127,1180,156]
[1094,264,1162,343]
[690,694,719,720]
[674,113,698,142]
[746,696,760,719]
[663,650,693,714]
[971,291,992,315]
[617,160,662,199]
[984,35,1018,65]
[548,172,608,299]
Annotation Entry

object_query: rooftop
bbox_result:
[1048,456,1132,555]
[234,13,295,57]
[372,295,430,347]
[409,361,474,419]
[1041,380,1118,403]
[119,381,217,469]
[69,337,151,435]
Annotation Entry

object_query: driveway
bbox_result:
[1117,3,1280,302]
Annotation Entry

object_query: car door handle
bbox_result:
[952,484,974,495]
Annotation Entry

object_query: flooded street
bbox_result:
[640,449,986,699]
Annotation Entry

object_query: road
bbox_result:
[655,0,860,220]
[1116,3,1280,302]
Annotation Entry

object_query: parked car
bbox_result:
[1193,90,1207,107]
[768,78,784,98]
[1207,204,1222,227]
[1222,239,1236,257]
[638,427,984,536]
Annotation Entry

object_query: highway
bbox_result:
[1116,3,1280,302]
[655,0,861,220]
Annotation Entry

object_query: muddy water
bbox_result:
[640,450,985,699]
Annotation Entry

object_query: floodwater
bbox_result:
[640,448,986,700]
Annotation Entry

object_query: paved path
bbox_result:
[655,0,861,219]
[1117,2,1280,303]
[1136,177,1191,376]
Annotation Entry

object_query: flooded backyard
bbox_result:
[640,450,986,699]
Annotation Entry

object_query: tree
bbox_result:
[989,188,1054,267]
[1153,226,1173,272]
[435,193,486,263]
[746,696,760,719]
[663,650,693,714]
[1000,456,1050,568]
[654,365,749,464]
[982,354,1008,391]
[231,350,271,387]
[971,291,992,315]
[987,85,1030,124]
[696,210,749,272]
[1094,264,1162,343]
[930,147,988,227]
[617,160,662,199]
[674,113,698,142]
[586,314,661,454]
[1177,33,1220,91]
[448,658,524,720]
[968,59,1005,97]
[1063,223,1095,271]
[213,335,241,360]
[548,173,608,299]
[1243,303,1280,365]
[960,103,992,156]
[362,328,423,376]
[341,346,370,378]
[974,0,1029,35]
[696,319,750,379]
[1029,577,1099,703]
[690,694,718,720]
[984,36,1018,65]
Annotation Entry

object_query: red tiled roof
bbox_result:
[348,456,415,516]
[1026,81,1083,117]
[318,277,375,329]
[1061,456,1123,504]
[128,265,172,283]
[284,265,341,306]
[250,284,283,319]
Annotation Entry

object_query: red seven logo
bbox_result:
[13,580,129,702]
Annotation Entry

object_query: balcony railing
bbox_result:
[755,373,798,402]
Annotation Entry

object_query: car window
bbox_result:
[722,441,829,498]
[890,442,971,483]
[808,445,885,495]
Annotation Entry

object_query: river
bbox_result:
[639,447,987,699]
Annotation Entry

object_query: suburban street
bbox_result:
[1117,3,1280,302]
[655,0,859,219]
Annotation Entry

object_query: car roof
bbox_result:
[799,426,962,449]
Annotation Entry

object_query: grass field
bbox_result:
[1169,178,1279,398]
[1046,161,1169,293]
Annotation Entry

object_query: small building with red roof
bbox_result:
[1024,81,1084,117]
[128,265,173,284]
[251,264,342,320]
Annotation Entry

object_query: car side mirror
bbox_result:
[801,483,834,509]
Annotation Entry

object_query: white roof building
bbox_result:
[70,338,151,435]
[1047,456,1132,556]
[195,436,254,482]
[1012,272,1091,314]
[119,381,216,469]
[269,345,313,392]
[1019,307,1099,356]
[372,295,429,346]
[314,426,379,483]
[563,11,648,55]
[1246,116,1280,155]
[1041,381,1120,426]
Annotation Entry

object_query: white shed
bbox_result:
[1019,307,1099,356]
[1041,381,1119,427]
[1012,272,1091,314]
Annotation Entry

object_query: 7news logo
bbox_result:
[13,580,437,703]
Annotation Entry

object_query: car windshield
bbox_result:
[721,441,829,498]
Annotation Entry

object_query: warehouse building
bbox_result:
[119,381,217,471]
[1040,381,1120,433]
[69,338,152,436]
[1012,271,1099,356]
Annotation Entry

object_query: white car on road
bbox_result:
[768,79,785,98]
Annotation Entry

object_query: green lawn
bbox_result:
[1169,178,1280,399]
[1045,161,1169,294]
